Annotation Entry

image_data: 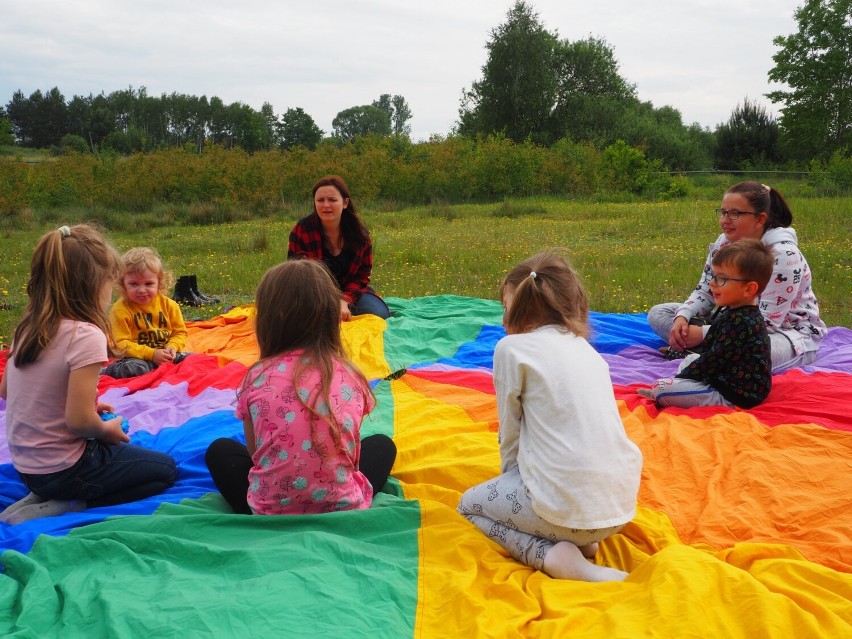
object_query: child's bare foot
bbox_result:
[579,542,599,559]
[543,541,628,582]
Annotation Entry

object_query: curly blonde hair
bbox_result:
[118,247,175,296]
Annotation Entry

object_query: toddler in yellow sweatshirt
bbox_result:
[102,247,192,379]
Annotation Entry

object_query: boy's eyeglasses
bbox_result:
[715,208,757,220]
[709,273,751,287]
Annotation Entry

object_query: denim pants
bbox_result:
[20,439,177,508]
[102,352,191,379]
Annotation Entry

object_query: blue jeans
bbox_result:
[351,292,390,319]
[20,439,177,508]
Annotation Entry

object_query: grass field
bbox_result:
[0,196,849,348]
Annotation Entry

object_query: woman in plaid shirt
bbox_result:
[287,175,390,320]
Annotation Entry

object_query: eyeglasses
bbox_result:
[715,208,757,220]
[709,273,751,287]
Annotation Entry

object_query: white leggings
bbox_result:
[458,466,624,571]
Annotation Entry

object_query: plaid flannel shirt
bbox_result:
[287,213,374,304]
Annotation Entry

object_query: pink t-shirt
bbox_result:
[6,320,108,474]
[235,352,375,515]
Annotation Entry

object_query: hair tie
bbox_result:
[529,271,537,280]
[761,183,771,193]
[57,225,71,237]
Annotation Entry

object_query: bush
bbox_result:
[59,134,89,155]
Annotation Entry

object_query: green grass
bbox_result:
[1,196,849,348]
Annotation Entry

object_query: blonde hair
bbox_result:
[500,252,590,338]
[119,247,174,295]
[12,224,122,366]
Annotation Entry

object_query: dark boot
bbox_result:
[174,275,205,306]
[190,274,220,303]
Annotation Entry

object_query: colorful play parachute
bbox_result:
[1,296,851,637]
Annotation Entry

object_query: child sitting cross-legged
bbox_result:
[638,238,774,409]
[102,247,192,379]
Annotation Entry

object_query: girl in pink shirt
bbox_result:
[205,259,396,515]
[0,225,177,525]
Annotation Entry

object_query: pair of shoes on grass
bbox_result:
[173,274,220,307]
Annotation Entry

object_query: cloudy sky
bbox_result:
[0,0,803,141]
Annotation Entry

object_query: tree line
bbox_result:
[0,87,412,154]
[1,0,849,172]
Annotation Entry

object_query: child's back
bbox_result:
[495,326,641,528]
[459,252,642,582]
[238,351,375,515]
[6,319,106,473]
[205,259,397,516]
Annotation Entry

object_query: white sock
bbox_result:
[5,499,86,525]
[0,492,47,523]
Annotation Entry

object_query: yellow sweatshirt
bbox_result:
[109,294,190,361]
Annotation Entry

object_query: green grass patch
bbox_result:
[0,197,849,348]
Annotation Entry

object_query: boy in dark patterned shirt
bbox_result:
[639,239,774,409]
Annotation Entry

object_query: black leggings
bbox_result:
[204,434,397,515]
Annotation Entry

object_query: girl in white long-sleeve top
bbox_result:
[458,252,643,582]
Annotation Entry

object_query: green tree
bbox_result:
[277,107,323,150]
[5,91,28,143]
[260,102,278,150]
[0,117,14,146]
[332,105,391,142]
[19,88,70,148]
[59,133,89,154]
[390,95,413,137]
[372,94,413,137]
[225,101,266,151]
[767,0,852,159]
[458,1,558,144]
[551,37,637,143]
[610,102,713,170]
[714,98,782,169]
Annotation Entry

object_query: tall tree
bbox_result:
[21,88,70,148]
[390,95,413,137]
[332,105,391,142]
[714,98,782,169]
[5,90,29,144]
[0,116,14,146]
[277,107,323,150]
[551,37,636,143]
[89,93,117,147]
[372,94,393,121]
[458,1,558,143]
[372,94,413,137]
[260,102,278,150]
[767,0,852,159]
